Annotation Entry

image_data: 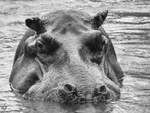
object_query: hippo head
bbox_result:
[10,10,123,104]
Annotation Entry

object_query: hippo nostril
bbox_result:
[99,85,107,93]
[64,84,74,92]
[57,84,78,104]
[93,85,111,102]
[94,85,107,96]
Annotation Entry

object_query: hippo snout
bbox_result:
[56,84,112,104]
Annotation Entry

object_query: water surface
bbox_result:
[0,0,150,113]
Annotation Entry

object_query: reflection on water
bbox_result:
[0,0,150,113]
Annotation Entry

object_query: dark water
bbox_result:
[0,0,150,113]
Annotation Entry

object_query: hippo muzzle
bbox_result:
[9,10,123,104]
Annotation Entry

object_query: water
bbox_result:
[0,0,150,113]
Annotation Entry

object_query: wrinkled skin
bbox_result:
[9,10,124,104]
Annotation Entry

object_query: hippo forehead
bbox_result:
[41,10,91,34]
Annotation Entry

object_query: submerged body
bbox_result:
[9,10,124,104]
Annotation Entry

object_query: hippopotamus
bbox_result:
[9,10,124,104]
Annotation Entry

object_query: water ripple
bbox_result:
[0,0,150,113]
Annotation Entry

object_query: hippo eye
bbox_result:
[90,57,102,65]
[85,36,105,53]
[36,41,45,51]
[36,37,60,55]
[38,43,43,48]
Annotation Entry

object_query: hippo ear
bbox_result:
[91,10,108,29]
[25,17,46,34]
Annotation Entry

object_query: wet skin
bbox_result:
[9,10,124,104]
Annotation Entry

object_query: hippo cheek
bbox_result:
[18,72,42,94]
[10,56,43,94]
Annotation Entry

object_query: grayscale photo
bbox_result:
[0,0,150,113]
